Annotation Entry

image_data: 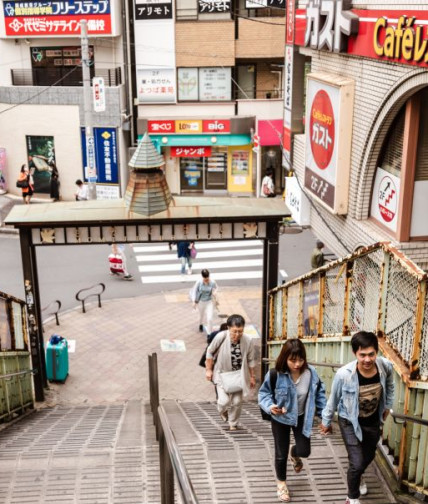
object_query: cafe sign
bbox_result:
[294,6,428,67]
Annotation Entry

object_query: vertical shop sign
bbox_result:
[93,77,106,112]
[0,149,6,193]
[81,127,120,198]
[304,74,354,214]
[26,135,56,194]
[283,0,296,164]
[3,0,112,37]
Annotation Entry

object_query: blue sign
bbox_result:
[81,127,119,185]
[4,1,111,17]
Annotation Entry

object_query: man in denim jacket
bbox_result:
[320,331,394,504]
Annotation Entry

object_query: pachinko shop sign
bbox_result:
[294,3,428,67]
[3,0,112,36]
[304,73,354,215]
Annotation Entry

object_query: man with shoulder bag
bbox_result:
[205,314,256,431]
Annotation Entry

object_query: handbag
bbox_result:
[16,179,29,189]
[220,369,243,394]
[260,369,277,421]
[190,246,197,259]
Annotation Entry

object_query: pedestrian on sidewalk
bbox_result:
[108,244,133,280]
[205,314,256,431]
[310,240,325,269]
[259,339,327,503]
[17,164,34,204]
[75,179,88,201]
[192,269,218,334]
[50,163,60,201]
[320,331,394,504]
[261,169,276,198]
[177,241,194,275]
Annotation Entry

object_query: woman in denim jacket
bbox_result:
[259,339,327,502]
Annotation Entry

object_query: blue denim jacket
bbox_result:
[321,357,394,441]
[258,365,327,438]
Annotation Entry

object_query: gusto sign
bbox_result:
[309,90,335,170]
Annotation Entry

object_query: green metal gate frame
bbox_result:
[267,242,428,495]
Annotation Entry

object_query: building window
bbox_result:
[177,67,231,101]
[28,46,94,86]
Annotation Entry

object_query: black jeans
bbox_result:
[338,417,381,499]
[271,415,311,481]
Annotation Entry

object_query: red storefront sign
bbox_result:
[202,120,230,133]
[294,8,428,68]
[148,120,175,133]
[3,1,112,37]
[309,90,335,170]
[285,0,295,44]
[171,147,212,157]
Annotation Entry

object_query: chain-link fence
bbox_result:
[268,242,428,379]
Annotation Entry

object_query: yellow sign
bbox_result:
[175,120,202,134]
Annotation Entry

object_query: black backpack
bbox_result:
[260,369,278,421]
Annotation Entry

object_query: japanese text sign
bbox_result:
[175,120,202,134]
[304,73,354,214]
[93,76,105,112]
[81,127,119,186]
[171,147,212,157]
[245,0,284,8]
[198,0,230,14]
[294,5,428,68]
[135,0,172,20]
[370,168,400,233]
[148,120,175,133]
[3,1,112,37]
[137,68,176,103]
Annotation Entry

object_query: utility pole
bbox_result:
[80,20,97,200]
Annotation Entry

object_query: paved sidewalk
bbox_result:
[0,193,54,234]
[42,286,262,407]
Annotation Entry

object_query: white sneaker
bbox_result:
[345,498,361,504]
[359,478,367,496]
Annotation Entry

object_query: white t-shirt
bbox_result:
[76,185,88,200]
[261,176,274,197]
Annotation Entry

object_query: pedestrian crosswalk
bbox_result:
[132,240,263,284]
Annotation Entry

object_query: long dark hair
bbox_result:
[275,338,308,374]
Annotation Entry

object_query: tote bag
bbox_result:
[220,370,243,394]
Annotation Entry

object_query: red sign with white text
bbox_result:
[309,90,335,170]
[4,14,112,36]
[171,147,212,157]
[294,9,428,68]
[148,120,175,134]
[285,0,295,44]
[202,120,230,133]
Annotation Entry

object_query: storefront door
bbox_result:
[205,150,227,191]
[180,158,203,192]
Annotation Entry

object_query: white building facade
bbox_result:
[0,0,132,200]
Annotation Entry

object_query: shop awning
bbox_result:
[143,134,251,150]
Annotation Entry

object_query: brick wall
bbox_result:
[235,18,285,59]
[256,62,282,99]
[292,1,428,269]
[175,21,235,67]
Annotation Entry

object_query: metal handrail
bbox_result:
[0,369,37,380]
[42,299,61,326]
[390,409,428,427]
[158,405,199,504]
[148,353,160,440]
[75,283,105,313]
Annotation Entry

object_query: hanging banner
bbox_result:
[3,0,112,37]
[93,77,106,113]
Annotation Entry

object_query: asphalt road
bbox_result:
[1,228,322,313]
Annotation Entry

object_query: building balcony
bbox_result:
[11,67,122,87]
